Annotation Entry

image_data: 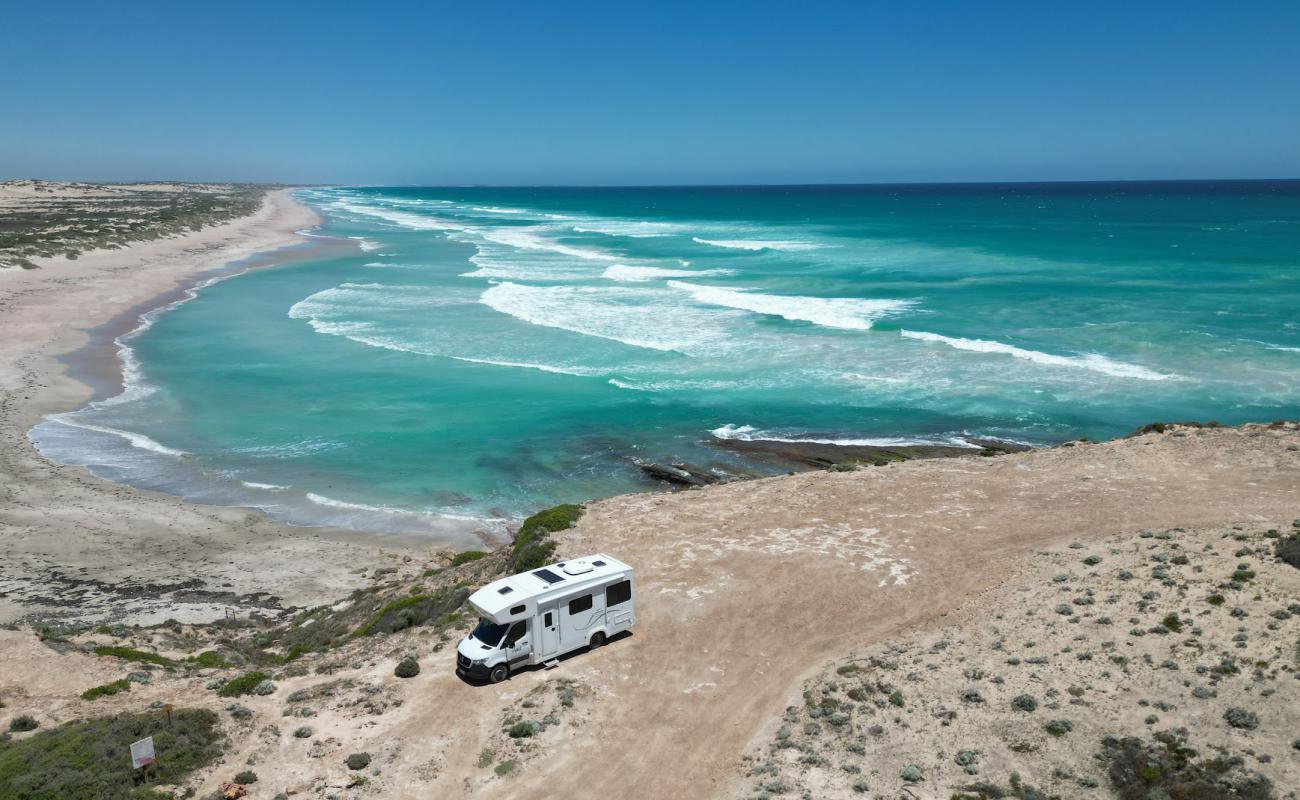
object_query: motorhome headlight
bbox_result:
[471,657,487,666]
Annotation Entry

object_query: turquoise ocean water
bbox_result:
[31,182,1300,541]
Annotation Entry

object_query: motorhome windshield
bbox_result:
[471,618,508,646]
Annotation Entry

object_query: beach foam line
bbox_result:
[692,237,820,251]
[478,226,617,261]
[572,220,683,238]
[241,480,289,490]
[602,264,735,282]
[900,330,1174,381]
[348,236,382,251]
[45,417,187,457]
[709,423,981,448]
[447,356,604,377]
[667,280,914,331]
[333,200,471,233]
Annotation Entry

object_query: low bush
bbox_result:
[1276,533,1300,570]
[450,550,489,567]
[9,715,38,732]
[346,752,371,770]
[1099,731,1272,800]
[217,671,270,698]
[234,770,257,785]
[353,586,470,638]
[80,679,131,701]
[510,504,582,572]
[394,657,420,679]
[508,721,538,738]
[0,709,221,799]
[92,646,175,668]
[188,651,229,669]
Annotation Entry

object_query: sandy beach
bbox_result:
[0,189,432,626]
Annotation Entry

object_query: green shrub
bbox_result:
[353,586,470,638]
[234,770,258,784]
[494,759,518,776]
[507,721,538,738]
[0,709,221,799]
[189,651,228,669]
[80,679,131,701]
[92,646,175,668]
[217,671,269,698]
[451,550,489,567]
[1044,719,1074,737]
[9,715,38,732]
[510,504,583,572]
[1099,731,1272,800]
[1276,534,1300,570]
[346,752,371,770]
[394,657,420,679]
[1011,694,1038,712]
[1223,707,1259,730]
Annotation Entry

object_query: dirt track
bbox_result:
[358,423,1298,798]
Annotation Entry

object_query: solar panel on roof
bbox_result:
[532,568,564,585]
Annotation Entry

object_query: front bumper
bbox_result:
[456,652,492,680]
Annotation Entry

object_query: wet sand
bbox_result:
[0,189,435,625]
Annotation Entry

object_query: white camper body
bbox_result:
[456,553,634,682]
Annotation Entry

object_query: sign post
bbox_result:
[131,736,156,783]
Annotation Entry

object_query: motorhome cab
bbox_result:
[456,553,634,683]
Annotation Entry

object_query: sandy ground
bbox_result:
[0,189,430,625]
[4,423,1293,800]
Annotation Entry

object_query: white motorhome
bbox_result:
[455,553,635,683]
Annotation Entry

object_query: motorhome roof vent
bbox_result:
[497,586,513,595]
[561,560,594,576]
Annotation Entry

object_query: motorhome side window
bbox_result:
[568,594,593,614]
[606,580,631,607]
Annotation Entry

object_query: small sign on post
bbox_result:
[131,736,156,769]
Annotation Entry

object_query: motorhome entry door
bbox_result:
[538,602,560,658]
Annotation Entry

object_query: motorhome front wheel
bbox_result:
[488,664,509,683]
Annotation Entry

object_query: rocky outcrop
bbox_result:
[709,436,1029,470]
[635,460,725,487]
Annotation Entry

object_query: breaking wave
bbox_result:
[900,330,1174,381]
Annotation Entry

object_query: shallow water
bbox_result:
[32,182,1300,536]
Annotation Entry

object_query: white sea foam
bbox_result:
[478,226,617,261]
[601,264,735,282]
[709,424,980,448]
[447,356,603,376]
[348,236,382,251]
[333,201,471,233]
[667,281,913,330]
[471,206,528,214]
[900,330,1174,381]
[572,220,683,238]
[46,417,187,456]
[692,237,820,251]
[241,481,288,490]
[479,282,727,353]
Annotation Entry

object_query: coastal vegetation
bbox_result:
[510,503,583,572]
[0,709,222,799]
[0,180,265,269]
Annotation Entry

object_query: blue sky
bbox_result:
[2,1,1298,185]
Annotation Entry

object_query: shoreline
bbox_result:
[0,189,439,626]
